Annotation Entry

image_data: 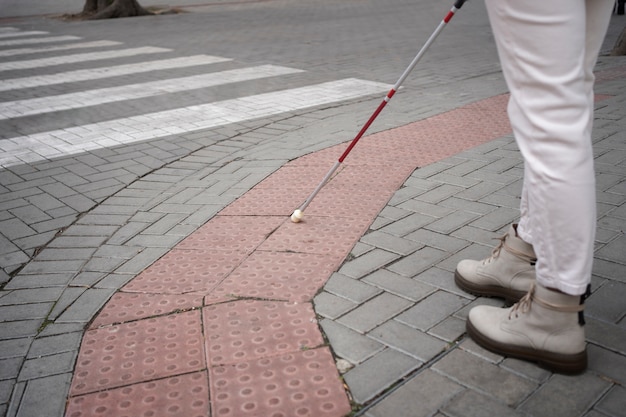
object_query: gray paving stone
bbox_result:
[468,206,520,232]
[442,389,524,417]
[3,273,73,290]
[588,344,626,386]
[323,272,382,303]
[396,199,455,218]
[0,379,13,405]
[415,184,465,205]
[338,249,400,279]
[362,269,435,302]
[0,321,41,341]
[378,212,436,237]
[586,280,626,323]
[343,348,420,404]
[360,230,423,256]
[26,332,82,359]
[113,247,170,274]
[585,317,626,355]
[425,210,480,235]
[432,348,537,407]
[500,357,552,384]
[396,291,469,331]
[0,358,22,380]
[0,288,64,305]
[0,303,52,322]
[0,339,31,361]
[413,267,469,297]
[12,373,71,417]
[404,229,469,253]
[318,319,384,364]
[386,246,448,278]
[427,316,466,343]
[369,320,448,362]
[313,291,356,319]
[595,385,626,417]
[519,373,611,417]
[596,233,626,264]
[365,369,463,417]
[55,288,116,323]
[337,292,413,334]
[17,351,76,381]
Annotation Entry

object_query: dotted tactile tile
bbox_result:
[219,186,308,216]
[70,311,205,395]
[203,300,324,366]
[209,348,351,417]
[89,292,203,329]
[123,248,248,294]
[210,251,340,303]
[258,215,370,258]
[66,371,209,417]
[177,215,283,251]
[304,189,395,219]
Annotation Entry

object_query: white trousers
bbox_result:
[484,0,613,295]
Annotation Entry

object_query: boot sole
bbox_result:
[466,318,587,375]
[454,269,525,303]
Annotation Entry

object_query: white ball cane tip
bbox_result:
[291,209,303,223]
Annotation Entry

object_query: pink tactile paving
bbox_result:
[209,251,341,303]
[209,347,351,417]
[219,186,307,216]
[258,214,371,257]
[203,300,324,366]
[176,215,284,251]
[123,248,248,294]
[67,93,523,417]
[70,311,205,395]
[89,292,203,329]
[66,371,209,417]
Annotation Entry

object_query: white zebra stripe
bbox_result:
[0,78,390,168]
[0,40,123,58]
[0,55,232,91]
[0,30,48,39]
[0,65,305,119]
[0,35,81,47]
[0,46,170,71]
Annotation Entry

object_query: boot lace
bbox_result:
[482,234,507,265]
[509,283,534,319]
[508,283,585,320]
[482,232,536,266]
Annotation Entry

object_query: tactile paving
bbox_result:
[89,292,203,329]
[66,371,209,417]
[258,215,370,258]
[123,248,248,294]
[209,347,351,417]
[177,215,283,251]
[218,186,308,216]
[210,251,340,303]
[70,310,205,395]
[203,299,324,366]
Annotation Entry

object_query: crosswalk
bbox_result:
[0,26,390,169]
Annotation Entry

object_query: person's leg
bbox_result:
[513,0,612,295]
[464,0,613,373]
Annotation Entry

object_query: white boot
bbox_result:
[455,224,536,301]
[466,282,587,374]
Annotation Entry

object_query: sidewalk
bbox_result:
[62,66,626,416]
[0,5,625,417]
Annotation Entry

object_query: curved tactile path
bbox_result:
[66,94,511,417]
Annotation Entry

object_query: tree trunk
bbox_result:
[82,0,152,19]
[612,26,626,56]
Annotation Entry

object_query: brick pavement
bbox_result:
[1,1,625,416]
